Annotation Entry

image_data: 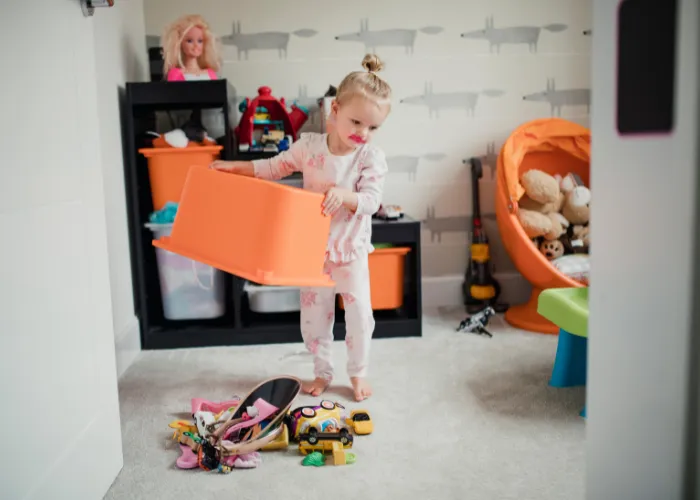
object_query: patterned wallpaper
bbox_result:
[143,0,592,279]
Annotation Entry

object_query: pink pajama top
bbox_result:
[252,132,388,263]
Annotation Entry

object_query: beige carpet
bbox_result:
[105,308,586,500]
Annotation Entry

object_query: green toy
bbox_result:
[302,452,325,467]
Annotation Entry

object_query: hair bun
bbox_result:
[361,54,384,73]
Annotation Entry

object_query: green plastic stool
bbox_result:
[537,287,589,418]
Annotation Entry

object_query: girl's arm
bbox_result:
[211,135,308,181]
[344,149,389,215]
[210,160,255,176]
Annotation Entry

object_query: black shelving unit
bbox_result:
[123,79,422,350]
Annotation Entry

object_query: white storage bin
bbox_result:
[146,223,226,320]
[244,281,301,313]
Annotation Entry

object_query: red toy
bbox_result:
[235,86,308,151]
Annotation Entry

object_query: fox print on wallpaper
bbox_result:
[221,21,318,59]
[480,142,499,181]
[423,207,470,244]
[335,19,443,55]
[386,153,446,182]
[523,78,591,117]
[400,82,505,118]
[460,16,568,53]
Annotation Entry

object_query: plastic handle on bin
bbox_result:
[191,260,214,291]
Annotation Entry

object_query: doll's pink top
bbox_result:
[167,67,218,81]
[252,132,388,263]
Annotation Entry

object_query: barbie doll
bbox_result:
[161,14,222,81]
[160,15,225,138]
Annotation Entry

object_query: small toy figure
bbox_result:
[457,306,496,337]
[345,410,373,435]
[161,14,221,81]
[375,204,403,220]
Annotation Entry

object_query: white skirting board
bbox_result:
[421,272,532,309]
[114,316,141,379]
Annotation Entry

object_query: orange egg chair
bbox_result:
[495,118,590,334]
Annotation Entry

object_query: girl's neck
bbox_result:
[326,131,357,156]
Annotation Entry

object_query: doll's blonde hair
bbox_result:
[161,14,222,76]
[336,54,392,109]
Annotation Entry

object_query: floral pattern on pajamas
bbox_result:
[252,132,387,380]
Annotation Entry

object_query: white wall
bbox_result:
[3,2,125,497]
[587,0,699,498]
[142,0,592,307]
[93,0,149,377]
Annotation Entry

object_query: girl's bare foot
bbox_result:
[302,377,330,397]
[350,377,372,401]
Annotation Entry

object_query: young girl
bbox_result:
[211,54,392,401]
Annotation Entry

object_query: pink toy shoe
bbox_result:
[191,397,241,415]
[176,444,199,469]
[220,451,262,469]
[234,451,262,469]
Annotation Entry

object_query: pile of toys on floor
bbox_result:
[167,376,373,472]
[516,170,591,284]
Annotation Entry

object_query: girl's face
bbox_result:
[331,95,389,151]
[181,26,204,59]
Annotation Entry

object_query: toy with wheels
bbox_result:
[345,410,373,435]
[495,117,590,334]
[286,400,346,441]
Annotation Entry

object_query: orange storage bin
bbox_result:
[139,145,223,211]
[340,246,411,310]
[152,166,333,287]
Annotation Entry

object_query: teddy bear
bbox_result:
[559,173,591,226]
[517,169,569,241]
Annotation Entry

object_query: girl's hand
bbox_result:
[209,160,234,172]
[209,160,255,177]
[322,187,348,216]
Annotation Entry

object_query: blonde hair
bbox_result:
[161,14,221,76]
[336,54,392,109]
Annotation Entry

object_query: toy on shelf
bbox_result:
[161,14,221,81]
[235,86,308,153]
[148,118,218,149]
[374,204,404,221]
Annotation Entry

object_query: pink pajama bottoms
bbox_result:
[299,253,374,381]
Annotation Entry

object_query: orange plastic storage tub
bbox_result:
[139,145,223,211]
[152,166,334,287]
[340,246,411,310]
